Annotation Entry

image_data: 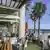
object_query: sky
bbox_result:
[25,0,50,29]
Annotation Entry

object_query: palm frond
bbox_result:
[32,2,46,17]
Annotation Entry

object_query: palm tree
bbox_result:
[30,14,37,36]
[31,2,46,43]
[26,1,46,44]
[26,2,37,42]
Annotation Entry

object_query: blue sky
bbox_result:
[25,0,50,29]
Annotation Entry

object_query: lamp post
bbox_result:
[25,21,28,36]
[24,17,30,50]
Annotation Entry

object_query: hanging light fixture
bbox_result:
[10,0,15,7]
[13,0,16,1]
[17,0,24,8]
[13,0,19,8]
[14,2,19,8]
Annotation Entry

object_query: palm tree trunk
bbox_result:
[32,17,36,43]
[34,18,36,35]
[38,16,40,44]
[33,18,36,43]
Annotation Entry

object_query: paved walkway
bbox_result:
[26,43,40,50]
[12,43,40,50]
[12,44,19,50]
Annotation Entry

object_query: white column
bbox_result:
[19,4,26,39]
[16,23,19,34]
[12,23,16,33]
[12,23,18,34]
[8,24,13,33]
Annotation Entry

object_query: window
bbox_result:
[0,0,1,4]
[7,0,11,6]
[48,35,50,38]
[2,0,6,5]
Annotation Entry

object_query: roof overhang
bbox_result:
[0,5,19,15]
[0,0,27,9]
[0,0,27,15]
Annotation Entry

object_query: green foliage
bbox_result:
[31,2,46,19]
